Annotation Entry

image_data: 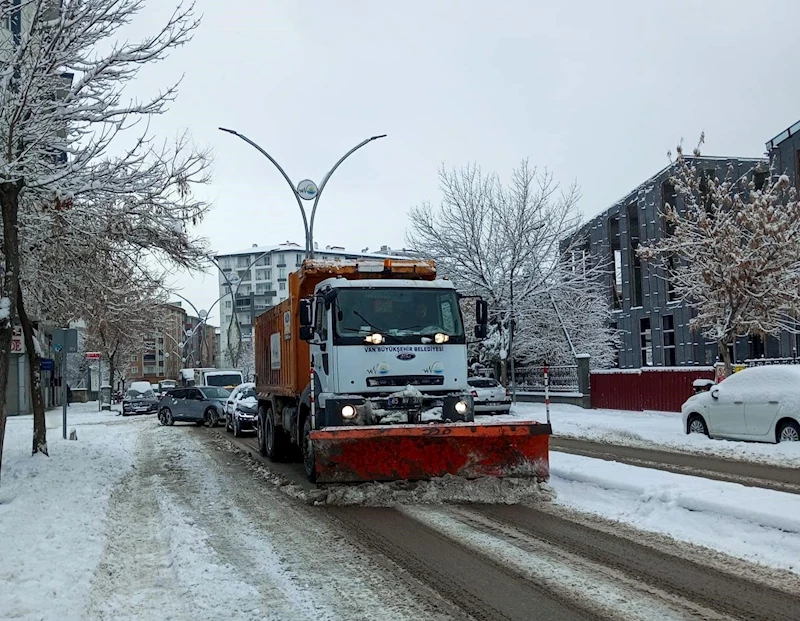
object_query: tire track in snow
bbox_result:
[84,432,193,621]
[403,505,732,621]
[477,503,800,621]
[176,426,468,621]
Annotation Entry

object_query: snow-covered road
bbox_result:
[2,406,799,620]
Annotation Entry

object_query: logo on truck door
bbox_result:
[270,333,281,369]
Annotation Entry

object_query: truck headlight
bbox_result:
[341,404,357,419]
[434,333,450,344]
[454,400,468,414]
[364,333,384,344]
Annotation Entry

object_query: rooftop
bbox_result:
[216,241,416,260]
[766,119,800,151]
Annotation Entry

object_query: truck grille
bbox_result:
[367,375,445,388]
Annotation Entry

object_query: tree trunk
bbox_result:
[718,339,734,377]
[108,351,116,393]
[0,181,23,484]
[17,284,47,456]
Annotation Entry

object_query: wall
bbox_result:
[590,367,715,412]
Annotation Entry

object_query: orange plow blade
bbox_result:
[311,421,552,484]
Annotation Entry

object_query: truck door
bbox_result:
[312,297,331,393]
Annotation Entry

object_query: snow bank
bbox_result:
[484,402,800,467]
[550,452,800,574]
[0,403,141,621]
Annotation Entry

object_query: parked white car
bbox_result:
[224,382,258,436]
[467,377,511,414]
[682,365,800,443]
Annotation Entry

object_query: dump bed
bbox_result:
[255,258,436,397]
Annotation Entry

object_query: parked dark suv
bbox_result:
[158,386,230,427]
[122,382,159,416]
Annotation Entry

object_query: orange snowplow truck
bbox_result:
[253,258,552,484]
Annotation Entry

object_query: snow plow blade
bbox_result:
[311,421,552,484]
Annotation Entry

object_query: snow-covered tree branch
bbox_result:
[639,137,800,374]
[407,160,616,380]
[0,0,208,471]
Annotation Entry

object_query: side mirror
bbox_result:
[474,324,488,339]
[710,388,719,400]
[299,298,313,328]
[299,325,314,341]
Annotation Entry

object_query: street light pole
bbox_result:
[218,128,386,258]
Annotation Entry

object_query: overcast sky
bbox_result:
[133,0,800,323]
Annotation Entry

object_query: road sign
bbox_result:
[53,328,78,353]
[40,358,54,371]
[297,179,318,201]
[85,352,101,360]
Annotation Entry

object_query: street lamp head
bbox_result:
[218,127,237,135]
[370,134,387,141]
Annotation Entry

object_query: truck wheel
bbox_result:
[302,417,317,483]
[257,409,268,457]
[265,411,292,462]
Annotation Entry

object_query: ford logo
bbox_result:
[396,353,416,361]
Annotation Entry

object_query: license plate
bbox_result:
[388,397,402,407]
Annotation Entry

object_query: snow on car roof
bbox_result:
[718,365,800,415]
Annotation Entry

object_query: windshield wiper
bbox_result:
[352,311,401,343]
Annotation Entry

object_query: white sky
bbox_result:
[128,0,800,323]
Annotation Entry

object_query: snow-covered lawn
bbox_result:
[478,402,800,468]
[0,403,142,621]
[550,452,800,575]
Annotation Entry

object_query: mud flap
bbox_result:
[310,422,551,484]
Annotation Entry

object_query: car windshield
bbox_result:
[126,389,154,399]
[201,387,230,399]
[468,378,499,388]
[206,374,242,387]
[334,287,464,342]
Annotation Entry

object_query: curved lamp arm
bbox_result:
[308,134,386,257]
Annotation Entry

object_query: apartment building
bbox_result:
[214,241,415,362]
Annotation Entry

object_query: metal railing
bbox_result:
[514,365,579,392]
[744,357,800,367]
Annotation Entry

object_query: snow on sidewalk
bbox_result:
[0,403,142,621]
[549,452,800,574]
[479,402,800,468]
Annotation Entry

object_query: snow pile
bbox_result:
[0,404,140,621]
[491,402,800,467]
[315,475,554,507]
[550,452,800,574]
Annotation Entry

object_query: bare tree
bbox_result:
[0,1,208,470]
[639,138,800,375]
[407,160,610,381]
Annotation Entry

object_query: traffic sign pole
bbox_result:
[62,352,67,439]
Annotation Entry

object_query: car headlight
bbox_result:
[454,400,468,414]
[341,404,357,419]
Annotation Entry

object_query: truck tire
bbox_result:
[302,417,317,483]
[265,410,291,462]
[257,408,268,457]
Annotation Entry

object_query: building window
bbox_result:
[279,282,286,291]
[255,254,270,266]
[754,170,768,191]
[296,253,303,265]
[237,298,251,308]
[662,315,676,366]
[255,268,270,281]
[609,216,622,309]
[224,300,231,309]
[627,202,643,307]
[749,334,765,360]
[130,354,138,362]
[661,182,678,302]
[640,318,653,367]
[130,366,139,375]
[278,267,286,279]
[609,321,619,368]
[237,256,250,268]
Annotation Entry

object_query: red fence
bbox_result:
[590,367,715,412]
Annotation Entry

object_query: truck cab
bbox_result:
[303,276,480,426]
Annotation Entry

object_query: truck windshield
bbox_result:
[205,374,242,387]
[334,287,465,344]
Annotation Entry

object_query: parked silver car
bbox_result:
[158,386,230,427]
[468,377,511,414]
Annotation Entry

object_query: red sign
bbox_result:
[85,352,101,360]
